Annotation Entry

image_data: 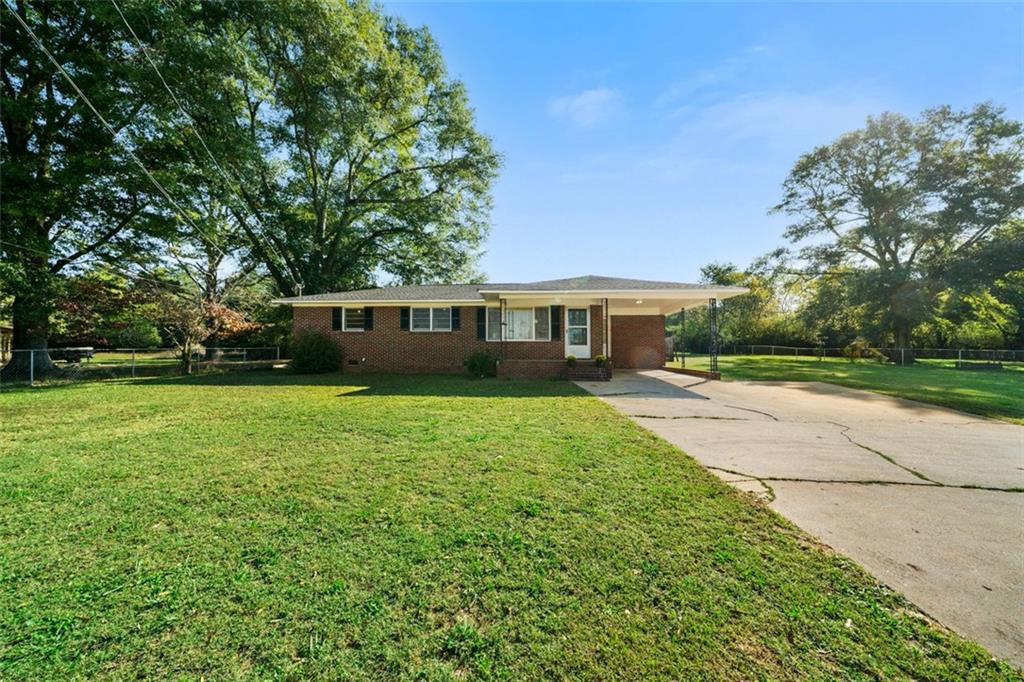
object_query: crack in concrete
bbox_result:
[827,421,937,484]
[706,465,776,502]
[705,464,1023,494]
[628,414,748,421]
[722,404,780,421]
[597,391,711,400]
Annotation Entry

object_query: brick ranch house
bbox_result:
[274,275,747,378]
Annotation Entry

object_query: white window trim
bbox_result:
[486,306,552,342]
[410,307,452,332]
[342,307,365,332]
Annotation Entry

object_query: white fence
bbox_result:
[1,346,282,387]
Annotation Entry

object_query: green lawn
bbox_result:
[1,372,1016,679]
[672,355,1024,425]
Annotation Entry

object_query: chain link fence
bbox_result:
[1,347,283,388]
[666,342,1023,366]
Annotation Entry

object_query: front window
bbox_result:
[486,306,551,341]
[506,309,533,340]
[486,308,502,341]
[432,307,452,331]
[411,307,451,332]
[343,307,365,331]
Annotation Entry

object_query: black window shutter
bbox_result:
[399,307,410,331]
[476,307,486,340]
[331,308,342,331]
[550,305,562,340]
[364,307,374,331]
[451,306,460,331]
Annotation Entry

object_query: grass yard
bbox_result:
[1,371,1017,679]
[673,355,1024,425]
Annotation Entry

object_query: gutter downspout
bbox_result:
[500,297,507,362]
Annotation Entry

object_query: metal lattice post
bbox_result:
[679,307,685,367]
[708,298,719,373]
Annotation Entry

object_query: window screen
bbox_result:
[344,308,365,331]
[432,307,451,331]
[534,307,550,340]
[506,309,534,340]
[486,308,501,341]
[411,308,431,331]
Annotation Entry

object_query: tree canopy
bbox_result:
[1,0,498,372]
[773,104,1024,347]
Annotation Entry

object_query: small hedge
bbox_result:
[464,351,498,377]
[291,331,342,373]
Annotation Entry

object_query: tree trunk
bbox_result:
[0,290,57,379]
[893,320,915,364]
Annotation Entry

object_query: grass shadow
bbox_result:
[137,368,588,398]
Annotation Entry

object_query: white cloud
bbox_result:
[554,84,890,186]
[654,44,778,109]
[674,86,887,151]
[548,88,625,129]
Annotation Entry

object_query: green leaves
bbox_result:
[215,0,499,295]
[775,104,1024,346]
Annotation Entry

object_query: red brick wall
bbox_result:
[293,305,566,374]
[610,315,666,369]
[497,359,566,379]
[590,304,605,358]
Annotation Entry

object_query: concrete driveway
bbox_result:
[577,369,1024,665]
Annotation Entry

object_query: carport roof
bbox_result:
[272,275,747,305]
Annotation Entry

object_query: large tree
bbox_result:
[205,0,500,295]
[774,104,1024,348]
[0,0,193,373]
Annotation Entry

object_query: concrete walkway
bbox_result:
[577,369,1024,665]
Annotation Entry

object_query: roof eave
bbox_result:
[272,298,485,306]
[477,287,749,297]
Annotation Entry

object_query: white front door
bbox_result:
[565,307,590,358]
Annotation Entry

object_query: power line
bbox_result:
[109,0,299,288]
[1,238,230,301]
[2,0,231,263]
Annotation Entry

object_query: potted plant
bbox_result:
[594,354,609,367]
[566,355,577,367]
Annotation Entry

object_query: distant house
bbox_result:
[274,275,747,378]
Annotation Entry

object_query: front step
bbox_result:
[566,362,612,381]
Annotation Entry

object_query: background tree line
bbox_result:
[670,105,1024,353]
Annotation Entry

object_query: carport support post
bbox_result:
[602,298,608,357]
[679,307,685,367]
[708,298,719,373]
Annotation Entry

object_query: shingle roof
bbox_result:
[478,275,730,292]
[273,275,745,304]
[274,283,491,303]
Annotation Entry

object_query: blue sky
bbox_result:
[385,2,1023,284]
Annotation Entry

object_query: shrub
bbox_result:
[464,350,498,377]
[112,319,162,348]
[566,355,577,367]
[842,338,887,363]
[291,330,342,373]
